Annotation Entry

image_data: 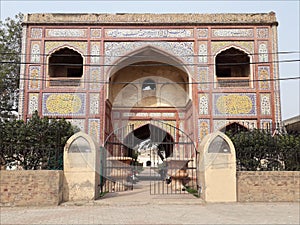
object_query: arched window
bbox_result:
[215,47,250,87]
[48,48,83,86]
[142,79,156,91]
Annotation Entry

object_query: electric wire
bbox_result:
[0,50,299,58]
[0,59,299,67]
[3,73,299,85]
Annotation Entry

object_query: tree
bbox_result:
[227,129,300,171]
[0,13,23,120]
[0,111,79,170]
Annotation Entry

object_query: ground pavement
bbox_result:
[1,168,299,224]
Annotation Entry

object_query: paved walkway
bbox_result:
[1,201,299,224]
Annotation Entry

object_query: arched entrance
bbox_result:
[101,120,197,195]
[102,47,197,195]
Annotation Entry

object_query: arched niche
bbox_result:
[198,131,236,202]
[48,47,83,87]
[214,46,252,88]
[219,122,249,135]
[63,132,100,202]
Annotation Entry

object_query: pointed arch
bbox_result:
[47,46,84,87]
[214,45,253,88]
[106,45,191,79]
[219,122,249,135]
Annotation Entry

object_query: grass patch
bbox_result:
[185,186,200,198]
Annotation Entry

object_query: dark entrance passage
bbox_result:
[101,120,198,195]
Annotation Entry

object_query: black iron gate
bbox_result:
[101,125,135,193]
[148,120,198,195]
[101,120,198,195]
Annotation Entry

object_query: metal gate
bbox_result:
[100,120,198,195]
[101,125,135,193]
[148,120,198,195]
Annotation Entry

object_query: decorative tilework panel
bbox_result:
[45,41,88,55]
[162,112,175,118]
[213,120,257,131]
[212,29,254,37]
[198,119,210,142]
[260,93,271,115]
[30,41,41,63]
[89,93,99,115]
[213,93,257,116]
[105,29,193,38]
[198,41,207,63]
[198,28,208,38]
[258,66,270,90]
[90,42,101,64]
[149,113,161,117]
[104,42,194,73]
[197,67,209,90]
[178,112,185,119]
[28,93,39,115]
[136,112,148,117]
[257,28,269,39]
[211,41,254,55]
[123,112,135,117]
[199,94,209,115]
[90,29,102,38]
[42,93,86,116]
[28,66,40,90]
[258,42,268,62]
[30,28,43,39]
[66,119,85,131]
[213,120,227,132]
[46,29,87,38]
[88,119,100,142]
[89,67,102,90]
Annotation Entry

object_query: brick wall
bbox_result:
[237,171,300,202]
[0,170,63,206]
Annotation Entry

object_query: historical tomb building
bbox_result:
[19,12,281,147]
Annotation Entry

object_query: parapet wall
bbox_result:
[237,171,300,202]
[0,170,63,206]
[24,12,278,25]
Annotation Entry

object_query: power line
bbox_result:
[0,50,299,58]
[3,74,299,85]
[1,59,299,67]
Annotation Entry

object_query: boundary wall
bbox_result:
[0,170,63,206]
[237,171,299,202]
[0,171,299,206]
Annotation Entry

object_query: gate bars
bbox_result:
[101,120,198,195]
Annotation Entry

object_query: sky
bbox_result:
[0,0,299,120]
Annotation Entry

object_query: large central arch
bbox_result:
[102,46,197,195]
[106,46,193,101]
[104,45,195,147]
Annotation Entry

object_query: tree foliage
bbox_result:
[0,111,79,170]
[0,13,23,119]
[227,129,300,171]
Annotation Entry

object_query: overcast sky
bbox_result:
[1,0,299,120]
